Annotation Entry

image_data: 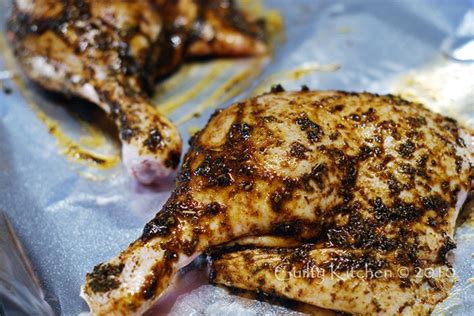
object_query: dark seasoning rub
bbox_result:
[83,90,472,313]
[207,91,471,314]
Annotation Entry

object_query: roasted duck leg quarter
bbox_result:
[8,0,181,184]
[7,0,267,184]
[82,90,472,315]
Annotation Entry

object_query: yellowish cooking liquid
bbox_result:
[251,63,341,96]
[176,57,267,125]
[172,60,340,125]
[187,126,201,136]
[238,0,284,35]
[154,64,193,95]
[0,34,119,170]
[79,120,106,148]
[156,61,232,115]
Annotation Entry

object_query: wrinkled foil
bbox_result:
[0,0,473,315]
[0,213,54,315]
[169,285,305,316]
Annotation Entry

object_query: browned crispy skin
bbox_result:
[82,90,472,315]
[185,0,267,57]
[155,0,267,75]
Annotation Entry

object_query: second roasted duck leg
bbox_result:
[7,0,267,184]
[8,0,182,183]
[82,90,472,315]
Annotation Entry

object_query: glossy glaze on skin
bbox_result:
[82,90,472,315]
[7,0,266,184]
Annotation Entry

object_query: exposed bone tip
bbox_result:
[122,144,178,185]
